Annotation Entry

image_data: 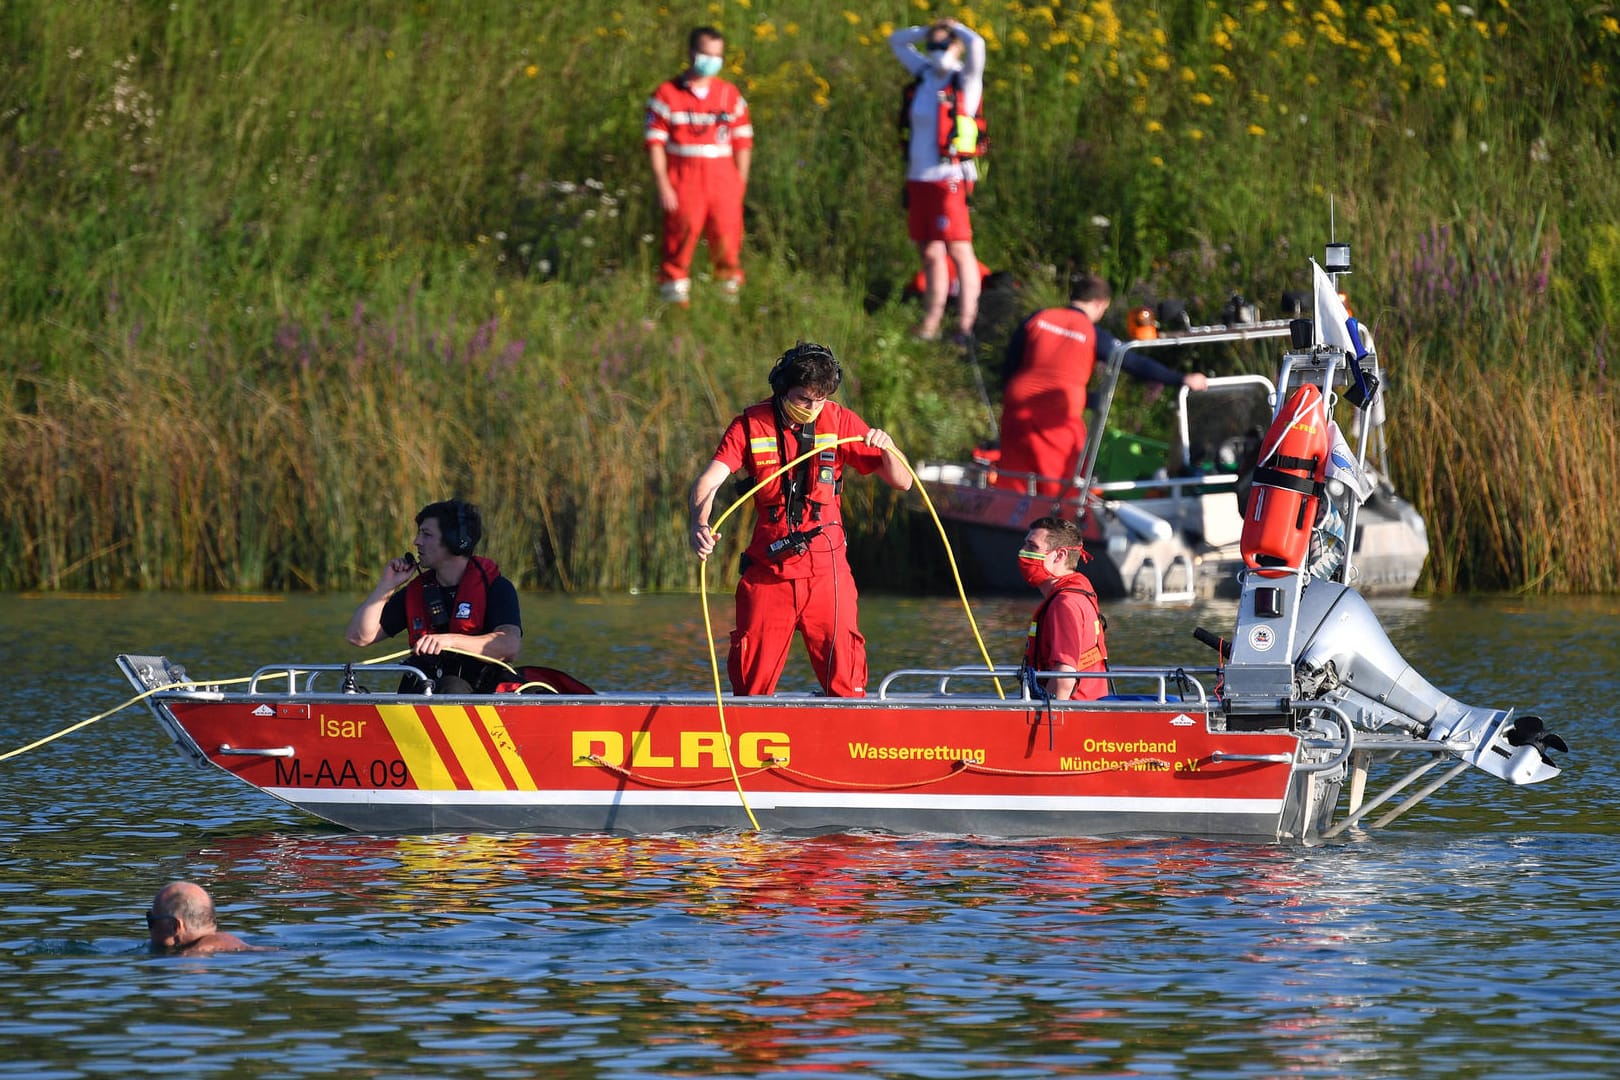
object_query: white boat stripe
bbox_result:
[267,787,1284,815]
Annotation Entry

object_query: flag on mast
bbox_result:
[1312,259,1367,359]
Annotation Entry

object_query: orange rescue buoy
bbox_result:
[1241,384,1329,572]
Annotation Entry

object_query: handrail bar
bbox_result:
[875,665,1212,706]
[248,663,430,695]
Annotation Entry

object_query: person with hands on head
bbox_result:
[345,498,522,694]
[889,17,987,345]
[1017,515,1111,701]
[688,342,911,698]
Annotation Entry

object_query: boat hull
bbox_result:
[137,677,1304,839]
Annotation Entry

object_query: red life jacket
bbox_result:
[1023,577,1110,699]
[738,400,848,579]
[899,72,988,162]
[403,555,500,644]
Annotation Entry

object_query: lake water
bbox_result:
[3,589,1618,1078]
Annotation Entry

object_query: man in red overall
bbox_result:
[996,273,1207,496]
[1017,516,1110,701]
[688,343,912,697]
[645,26,753,306]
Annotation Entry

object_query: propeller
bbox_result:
[1506,714,1568,765]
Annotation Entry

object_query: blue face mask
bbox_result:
[692,54,724,78]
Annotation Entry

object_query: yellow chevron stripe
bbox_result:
[474,704,537,791]
[429,704,506,790]
[376,704,451,787]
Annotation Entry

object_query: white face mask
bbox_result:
[932,52,964,75]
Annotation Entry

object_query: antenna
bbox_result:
[1324,194,1350,276]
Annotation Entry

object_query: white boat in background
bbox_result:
[917,258,1430,602]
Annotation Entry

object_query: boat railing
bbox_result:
[874,665,1211,707]
[248,663,431,695]
[923,459,1239,504]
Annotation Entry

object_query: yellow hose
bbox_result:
[698,435,1005,832]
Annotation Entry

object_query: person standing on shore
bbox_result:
[688,342,912,697]
[645,25,753,307]
[889,17,986,344]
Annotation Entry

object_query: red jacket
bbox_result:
[710,400,886,581]
[1024,573,1110,700]
[644,77,753,163]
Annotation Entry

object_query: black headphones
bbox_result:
[768,341,842,397]
[443,501,474,556]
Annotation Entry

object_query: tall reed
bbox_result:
[3,1,1618,593]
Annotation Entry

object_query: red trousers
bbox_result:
[995,396,1086,497]
[727,569,867,697]
[660,159,744,285]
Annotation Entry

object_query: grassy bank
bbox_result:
[2,1,1617,592]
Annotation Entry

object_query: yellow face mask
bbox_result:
[780,396,825,425]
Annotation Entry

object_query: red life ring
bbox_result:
[1241,384,1329,572]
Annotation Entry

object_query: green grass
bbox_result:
[2,0,1617,592]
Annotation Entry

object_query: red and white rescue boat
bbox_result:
[117,583,1564,842]
[116,250,1563,840]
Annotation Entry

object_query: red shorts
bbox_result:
[906,179,973,245]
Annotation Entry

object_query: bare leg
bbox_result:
[916,240,950,339]
[947,239,980,338]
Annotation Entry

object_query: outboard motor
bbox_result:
[1286,581,1563,785]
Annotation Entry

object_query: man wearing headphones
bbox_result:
[688,343,912,697]
[345,499,523,693]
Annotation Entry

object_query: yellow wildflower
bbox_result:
[1187,127,1205,140]
[1146,119,1163,133]
[1011,28,1030,46]
[1152,155,1165,168]
[1212,63,1233,80]
[842,10,860,24]
[754,22,776,41]
[1180,66,1198,83]
[1429,61,1446,88]
[1248,124,1266,136]
[524,64,538,78]
[1282,30,1305,48]
[1191,91,1213,106]
[1604,16,1620,34]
